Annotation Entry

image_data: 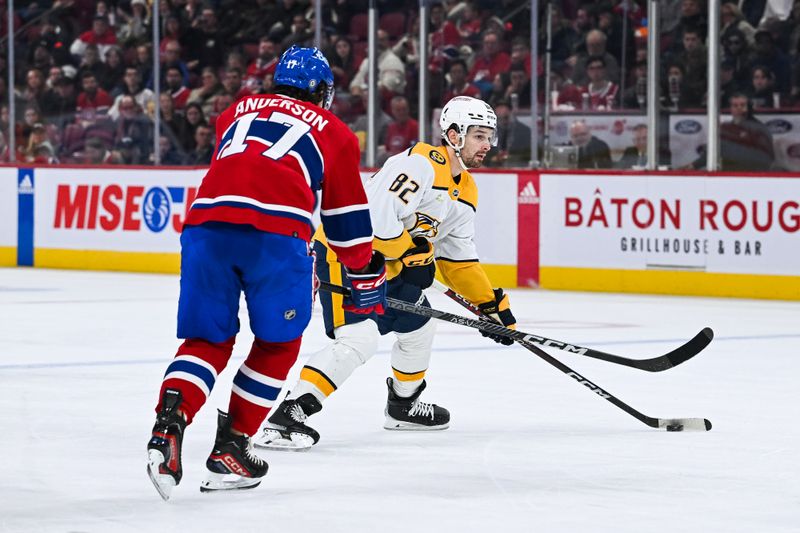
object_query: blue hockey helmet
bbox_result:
[274,45,335,110]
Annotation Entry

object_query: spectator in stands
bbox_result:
[505,65,532,108]
[547,5,581,64]
[281,13,315,50]
[485,100,531,168]
[665,27,708,109]
[222,67,251,100]
[157,134,186,165]
[83,136,118,165]
[188,67,224,118]
[329,37,360,91]
[209,92,235,127]
[180,103,207,152]
[442,59,481,105]
[103,47,127,95]
[568,120,612,169]
[580,56,619,110]
[159,92,188,152]
[109,68,155,121]
[23,68,47,113]
[114,94,153,164]
[133,44,154,90]
[21,107,44,142]
[36,17,72,67]
[750,66,779,109]
[571,30,621,86]
[70,14,118,62]
[455,1,483,46]
[722,28,755,87]
[468,31,511,97]
[45,66,64,91]
[350,29,405,100]
[185,124,214,165]
[247,37,279,87]
[721,1,756,46]
[393,16,421,68]
[752,29,791,94]
[45,76,78,128]
[117,0,152,46]
[183,7,225,70]
[112,136,138,165]
[671,0,707,51]
[571,5,595,48]
[429,1,461,73]
[510,37,533,78]
[77,71,113,116]
[620,60,648,109]
[159,42,191,89]
[720,59,743,108]
[28,44,54,76]
[76,44,111,93]
[382,95,418,162]
[692,93,774,171]
[164,66,191,110]
[617,124,649,169]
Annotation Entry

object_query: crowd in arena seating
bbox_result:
[1,0,799,168]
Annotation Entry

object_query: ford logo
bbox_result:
[786,143,800,158]
[766,119,793,134]
[674,120,702,134]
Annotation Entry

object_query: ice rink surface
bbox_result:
[1,267,799,533]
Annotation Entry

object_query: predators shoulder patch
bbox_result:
[429,150,446,165]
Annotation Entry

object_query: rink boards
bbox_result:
[1,165,798,300]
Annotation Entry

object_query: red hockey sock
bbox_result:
[157,337,236,424]
[228,337,302,435]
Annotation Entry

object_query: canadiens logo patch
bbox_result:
[411,212,441,238]
[429,150,446,165]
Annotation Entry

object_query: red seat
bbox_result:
[349,13,369,42]
[379,12,407,40]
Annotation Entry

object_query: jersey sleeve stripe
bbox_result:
[321,203,370,216]
[321,208,373,244]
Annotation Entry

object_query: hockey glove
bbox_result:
[399,236,436,289]
[343,252,387,315]
[477,288,516,346]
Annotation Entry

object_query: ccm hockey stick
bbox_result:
[319,280,712,432]
[430,280,712,372]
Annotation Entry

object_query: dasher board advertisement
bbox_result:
[1,168,18,266]
[539,173,800,299]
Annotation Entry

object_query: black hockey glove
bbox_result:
[343,252,387,315]
[399,236,436,289]
[477,288,516,346]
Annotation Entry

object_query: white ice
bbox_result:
[1,268,799,533]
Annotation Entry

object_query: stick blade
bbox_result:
[657,327,714,370]
[658,418,712,432]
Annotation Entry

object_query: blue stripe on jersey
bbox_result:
[322,208,373,244]
[216,119,324,190]
[191,200,313,224]
[164,360,216,392]
[232,371,282,401]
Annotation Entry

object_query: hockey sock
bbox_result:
[158,337,235,424]
[289,319,379,403]
[228,337,301,436]
[390,319,436,397]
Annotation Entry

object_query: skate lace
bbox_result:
[408,400,435,419]
[244,439,266,467]
[288,403,308,423]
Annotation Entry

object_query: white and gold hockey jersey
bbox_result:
[364,143,494,304]
[315,141,496,306]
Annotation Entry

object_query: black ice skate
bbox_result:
[146,388,187,501]
[200,410,269,493]
[384,378,450,431]
[255,393,322,451]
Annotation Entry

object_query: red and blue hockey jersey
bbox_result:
[184,93,373,270]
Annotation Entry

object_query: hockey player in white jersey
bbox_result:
[257,96,517,450]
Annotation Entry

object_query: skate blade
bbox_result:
[200,472,262,493]
[383,417,449,431]
[254,428,315,452]
[147,449,176,501]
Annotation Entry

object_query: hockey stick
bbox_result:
[429,279,711,372]
[319,280,712,432]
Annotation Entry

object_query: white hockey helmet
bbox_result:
[439,96,498,149]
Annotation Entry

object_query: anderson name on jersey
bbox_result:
[185,93,373,270]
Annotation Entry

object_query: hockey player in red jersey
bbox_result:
[146,46,387,500]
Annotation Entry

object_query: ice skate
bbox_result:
[200,410,269,493]
[383,378,450,430]
[146,389,187,501]
[255,393,322,451]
